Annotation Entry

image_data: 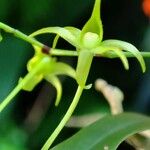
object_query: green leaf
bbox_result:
[30,27,79,47]
[81,0,103,42]
[51,113,150,150]
[101,40,146,72]
[45,75,62,106]
[76,50,93,87]
[52,27,81,49]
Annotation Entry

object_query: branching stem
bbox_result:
[0,22,45,48]
[51,50,150,58]
[1,22,150,58]
[0,60,46,112]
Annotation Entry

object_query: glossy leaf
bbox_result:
[101,40,146,72]
[30,27,78,47]
[51,113,150,150]
[81,0,103,42]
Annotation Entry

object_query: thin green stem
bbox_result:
[0,22,44,48]
[42,86,84,150]
[42,51,93,150]
[0,60,45,113]
[1,22,150,59]
[51,49,78,56]
[51,50,150,58]
[0,83,23,113]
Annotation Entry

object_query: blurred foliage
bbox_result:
[0,0,149,149]
[0,119,27,150]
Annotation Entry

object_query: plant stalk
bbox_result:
[1,22,150,58]
[0,60,46,113]
[0,22,44,48]
[42,86,84,150]
[51,50,150,58]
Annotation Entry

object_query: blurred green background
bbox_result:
[0,0,149,149]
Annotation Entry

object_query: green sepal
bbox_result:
[26,57,76,91]
[101,40,146,72]
[30,27,79,47]
[80,0,103,42]
[19,57,52,91]
[45,75,62,106]
[19,74,43,91]
[52,27,81,49]
[52,34,59,49]
[76,50,93,87]
[84,84,92,90]
[93,46,129,70]
[48,62,76,79]
[111,49,129,70]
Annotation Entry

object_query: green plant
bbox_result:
[0,0,150,149]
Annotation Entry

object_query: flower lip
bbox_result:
[82,32,100,49]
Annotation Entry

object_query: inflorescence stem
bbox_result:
[42,86,84,150]
[1,22,150,58]
[1,22,150,150]
[0,22,45,49]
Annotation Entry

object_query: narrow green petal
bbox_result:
[111,49,129,70]
[93,45,118,55]
[65,27,81,38]
[52,35,60,49]
[50,62,76,79]
[20,57,52,91]
[102,40,146,72]
[81,0,103,41]
[93,46,129,70]
[76,50,93,87]
[30,27,78,47]
[52,27,81,49]
[45,75,62,106]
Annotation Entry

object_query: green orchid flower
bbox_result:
[17,1,146,149]
[28,0,146,149]
[0,0,147,149]
[0,44,76,112]
[30,0,145,89]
